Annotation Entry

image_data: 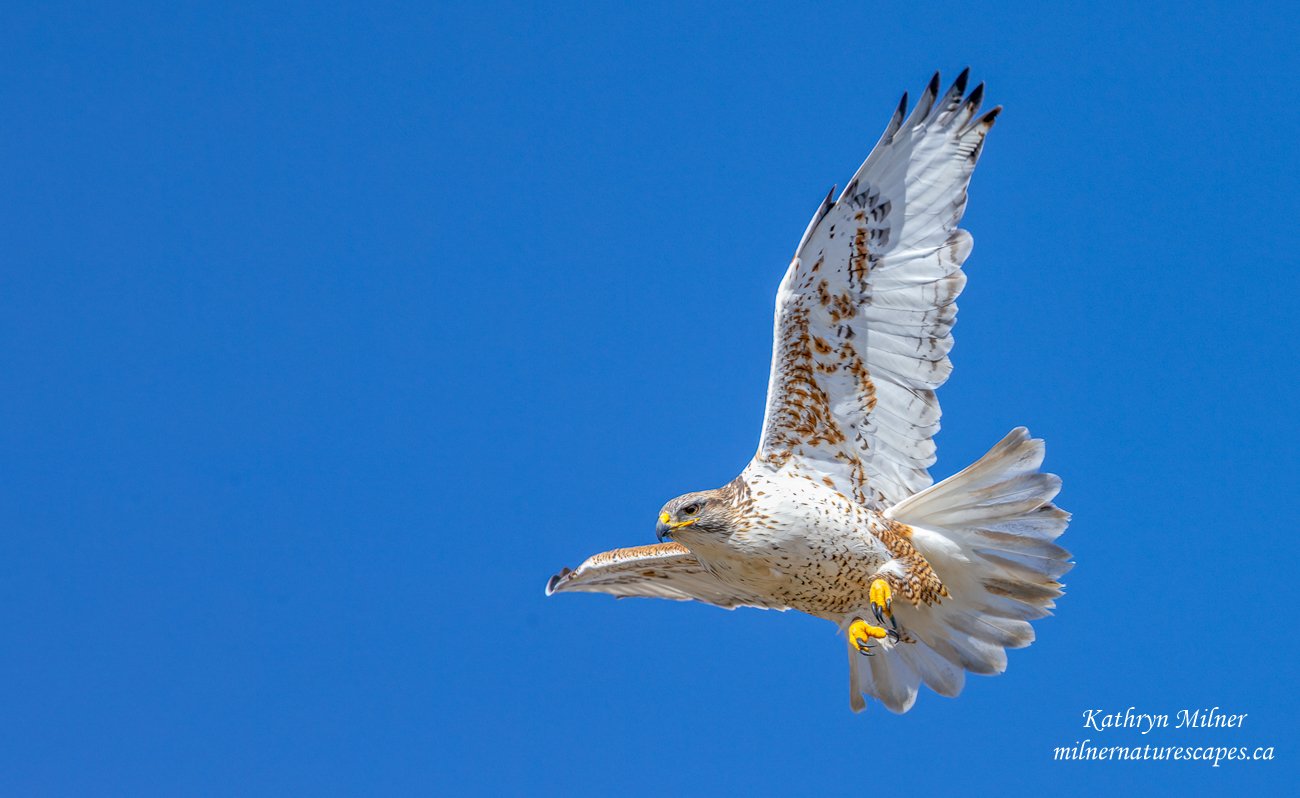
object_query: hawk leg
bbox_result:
[869,577,897,630]
[880,554,950,608]
[848,618,896,656]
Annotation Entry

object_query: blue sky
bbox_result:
[3,1,1298,794]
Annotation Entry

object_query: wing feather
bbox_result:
[754,72,999,509]
[546,543,788,610]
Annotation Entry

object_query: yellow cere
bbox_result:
[659,511,699,529]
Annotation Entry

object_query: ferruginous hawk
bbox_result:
[546,71,1071,713]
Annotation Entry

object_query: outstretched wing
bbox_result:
[546,543,788,610]
[755,70,998,510]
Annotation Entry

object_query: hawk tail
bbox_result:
[850,428,1071,712]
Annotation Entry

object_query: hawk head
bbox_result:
[656,490,733,543]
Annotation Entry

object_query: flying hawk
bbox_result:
[546,71,1071,713]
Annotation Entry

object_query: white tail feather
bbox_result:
[846,428,1071,712]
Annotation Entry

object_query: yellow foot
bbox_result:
[848,618,891,656]
[870,577,897,630]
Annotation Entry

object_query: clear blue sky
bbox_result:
[3,2,1298,795]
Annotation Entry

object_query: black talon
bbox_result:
[886,627,900,643]
[872,605,884,623]
[889,614,899,631]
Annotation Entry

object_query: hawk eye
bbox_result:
[682,503,700,515]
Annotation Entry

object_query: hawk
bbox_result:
[546,71,1071,713]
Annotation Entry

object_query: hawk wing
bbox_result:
[546,543,788,610]
[754,71,998,510]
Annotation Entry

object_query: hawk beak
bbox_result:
[656,511,672,542]
[656,512,697,542]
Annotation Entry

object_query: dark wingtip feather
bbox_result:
[883,92,907,142]
[981,105,1002,126]
[954,67,970,95]
[908,73,942,124]
[545,567,572,596]
[817,183,837,221]
[931,68,970,123]
[966,82,985,111]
